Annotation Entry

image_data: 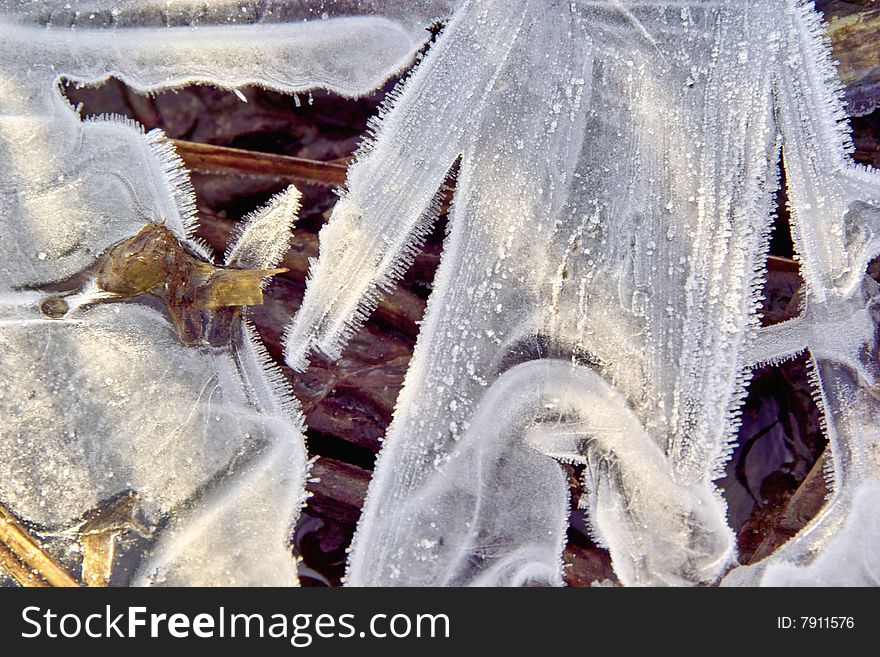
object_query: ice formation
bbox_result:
[284,0,880,586]
[0,0,446,585]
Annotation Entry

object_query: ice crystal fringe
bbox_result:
[804,353,836,490]
[225,186,301,272]
[793,0,855,157]
[143,128,201,240]
[717,141,785,483]
[282,181,446,370]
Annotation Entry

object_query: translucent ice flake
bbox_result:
[284,0,880,586]
[0,1,449,586]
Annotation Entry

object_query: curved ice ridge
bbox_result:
[347,359,734,586]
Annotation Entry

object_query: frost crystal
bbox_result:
[0,0,444,586]
[284,0,880,586]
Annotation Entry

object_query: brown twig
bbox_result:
[172,139,349,187]
[767,254,801,273]
[0,504,79,587]
[306,457,371,525]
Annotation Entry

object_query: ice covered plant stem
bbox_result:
[285,0,880,586]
